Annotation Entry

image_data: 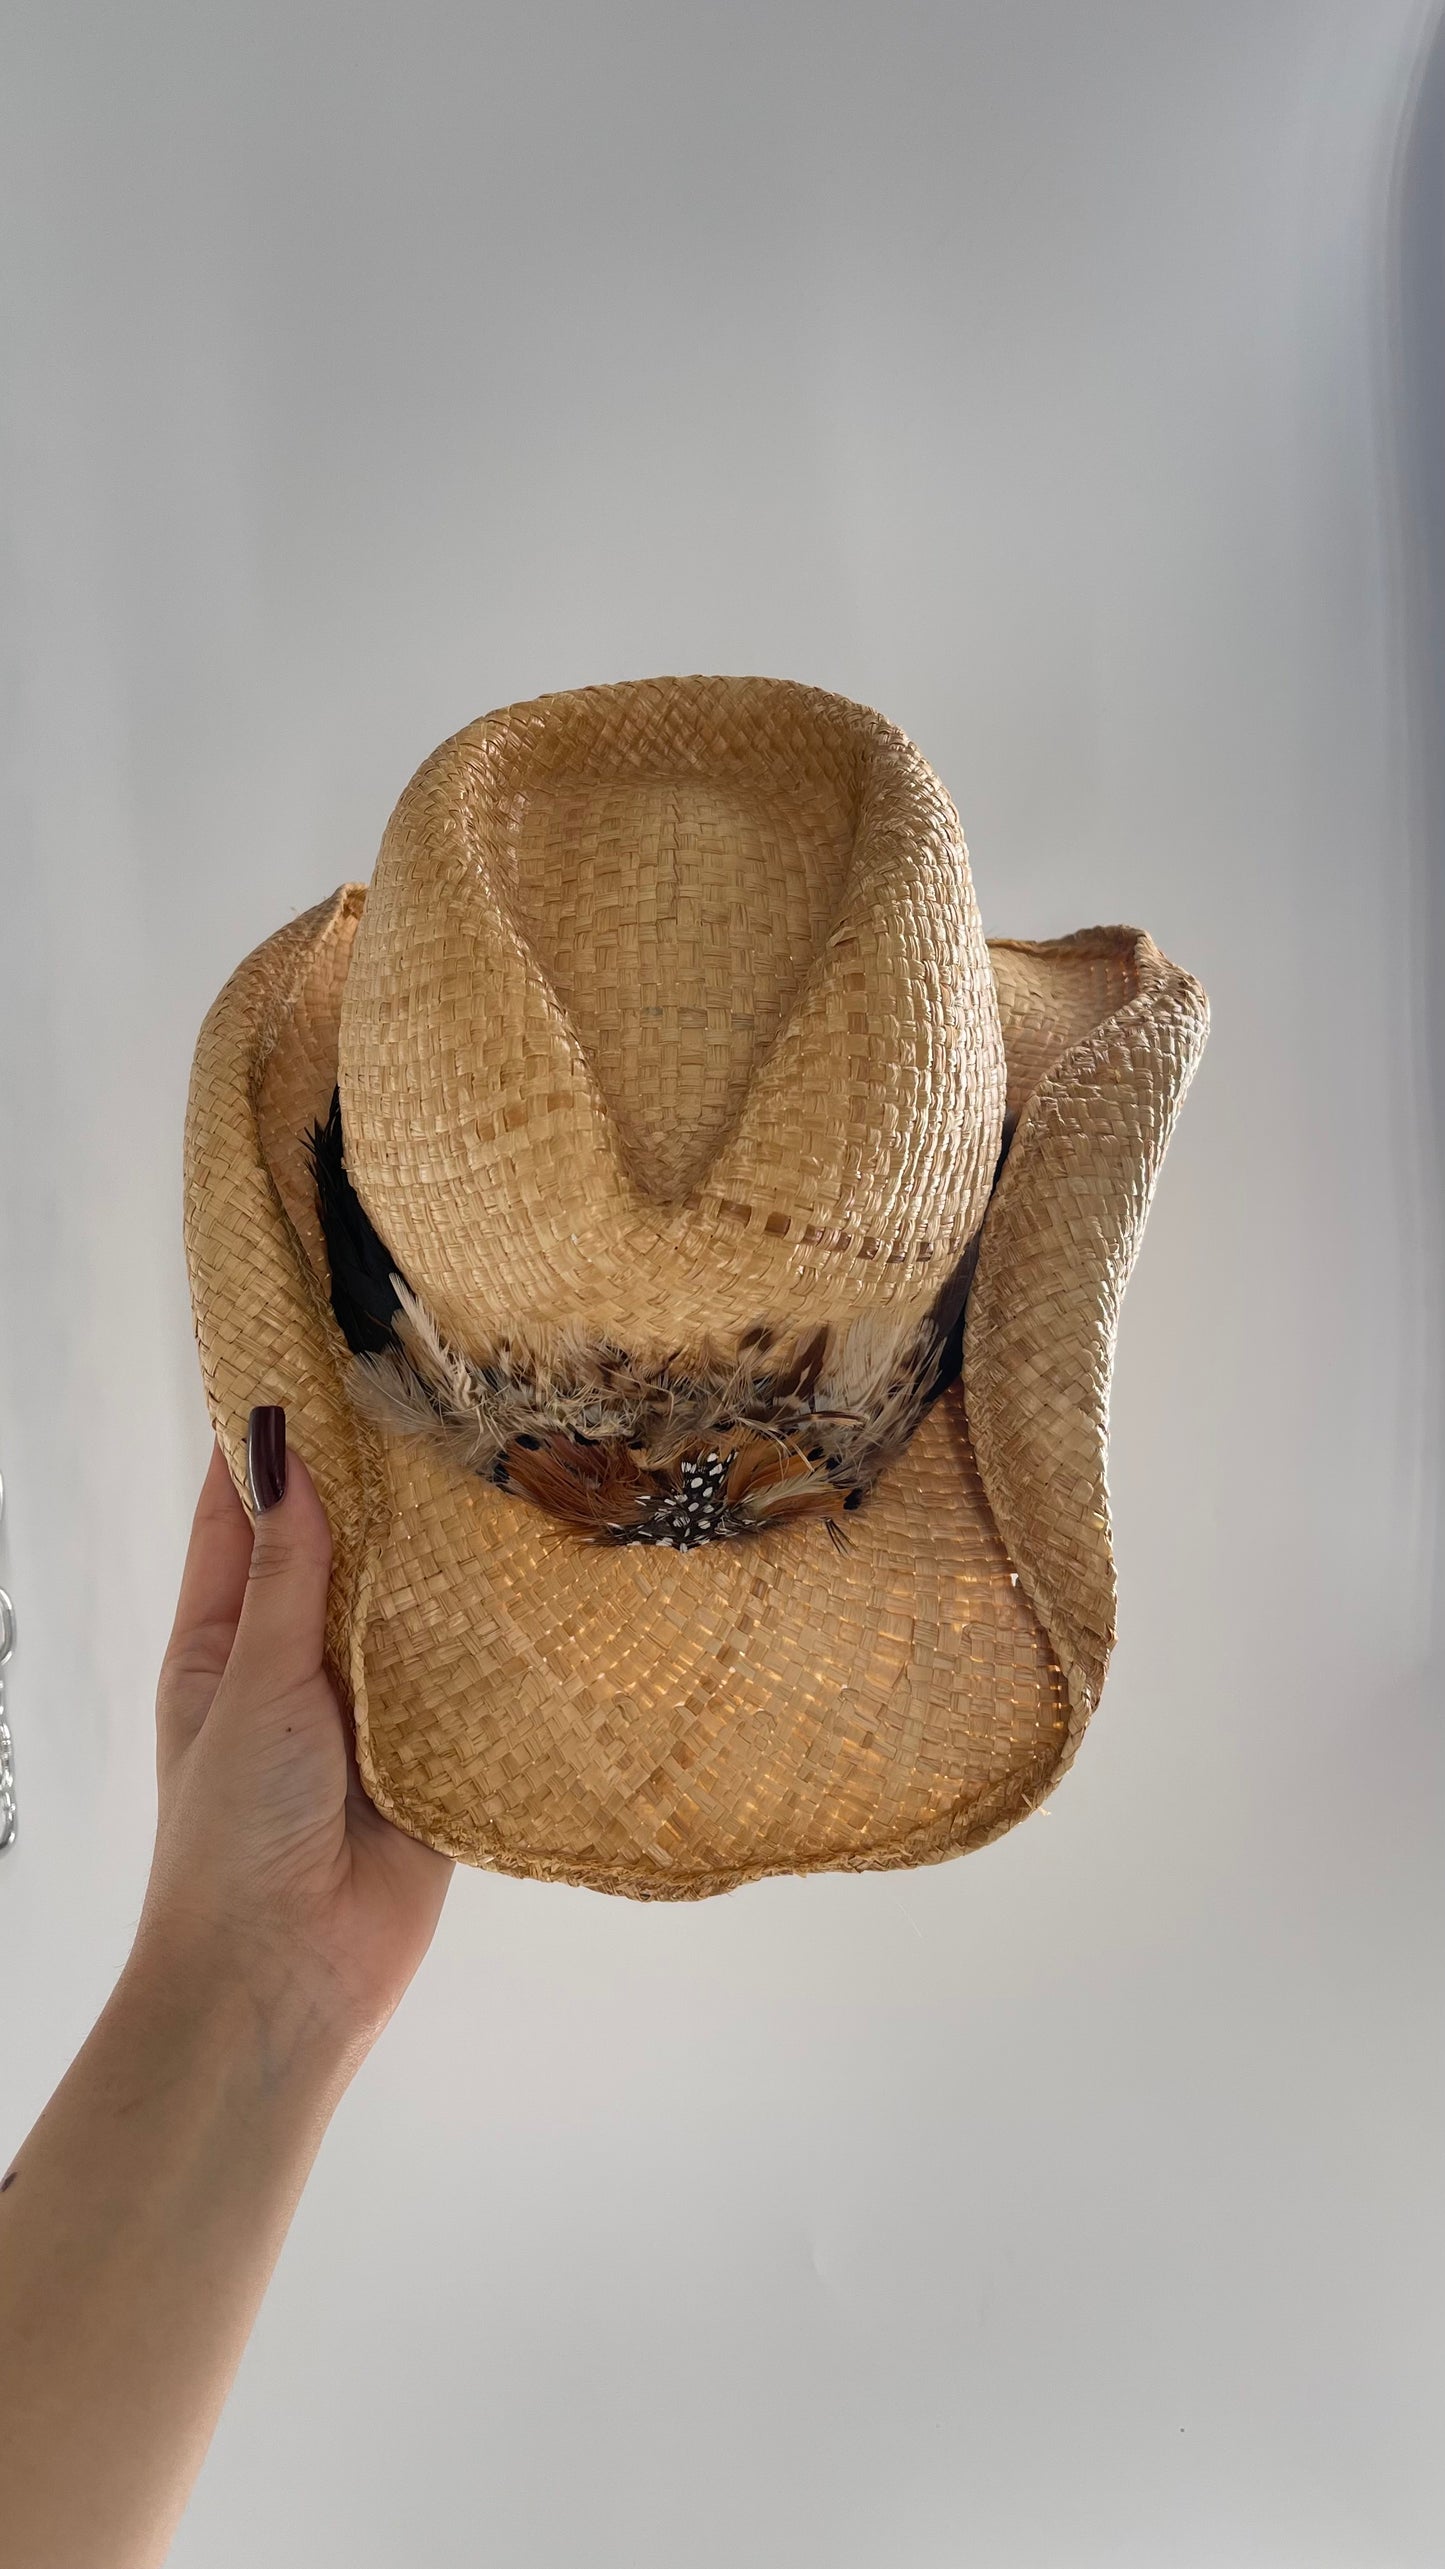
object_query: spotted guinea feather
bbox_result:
[312,1092,983,1550]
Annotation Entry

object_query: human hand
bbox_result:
[0,1409,451,2569]
[137,1409,452,2059]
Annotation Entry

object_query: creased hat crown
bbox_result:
[183,670,1209,1897]
[335,675,1007,1362]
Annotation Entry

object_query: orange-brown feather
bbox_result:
[499,1426,851,1549]
[503,1434,654,1532]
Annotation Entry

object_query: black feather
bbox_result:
[305,1087,406,1356]
[922,1123,1016,1407]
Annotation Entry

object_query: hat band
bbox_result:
[308,1092,977,1554]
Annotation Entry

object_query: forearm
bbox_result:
[0,1935,356,2569]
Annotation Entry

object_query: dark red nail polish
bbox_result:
[247,1405,287,1513]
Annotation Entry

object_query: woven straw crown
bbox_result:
[341,680,1004,1356]
[185,675,1208,1898]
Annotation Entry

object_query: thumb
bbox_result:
[225,1406,334,1694]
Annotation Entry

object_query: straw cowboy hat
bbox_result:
[184,675,1207,1900]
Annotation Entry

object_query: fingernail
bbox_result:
[247,1405,287,1513]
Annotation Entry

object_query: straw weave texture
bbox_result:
[183,677,1207,1896]
[338,676,1005,1359]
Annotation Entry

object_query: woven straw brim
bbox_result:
[183,681,1207,1898]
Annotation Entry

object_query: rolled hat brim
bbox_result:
[184,890,1205,1897]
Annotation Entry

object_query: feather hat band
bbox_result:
[184,675,1207,1898]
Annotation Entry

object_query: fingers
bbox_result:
[223,1425,334,1701]
[157,1441,253,1756]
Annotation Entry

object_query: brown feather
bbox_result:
[503,1434,654,1532]
[343,1257,980,1552]
[767,1323,830,1403]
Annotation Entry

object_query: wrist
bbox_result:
[120,1914,364,2110]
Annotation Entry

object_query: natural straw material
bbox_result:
[184,676,1207,1898]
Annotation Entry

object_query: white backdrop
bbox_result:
[2,4,1442,2562]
